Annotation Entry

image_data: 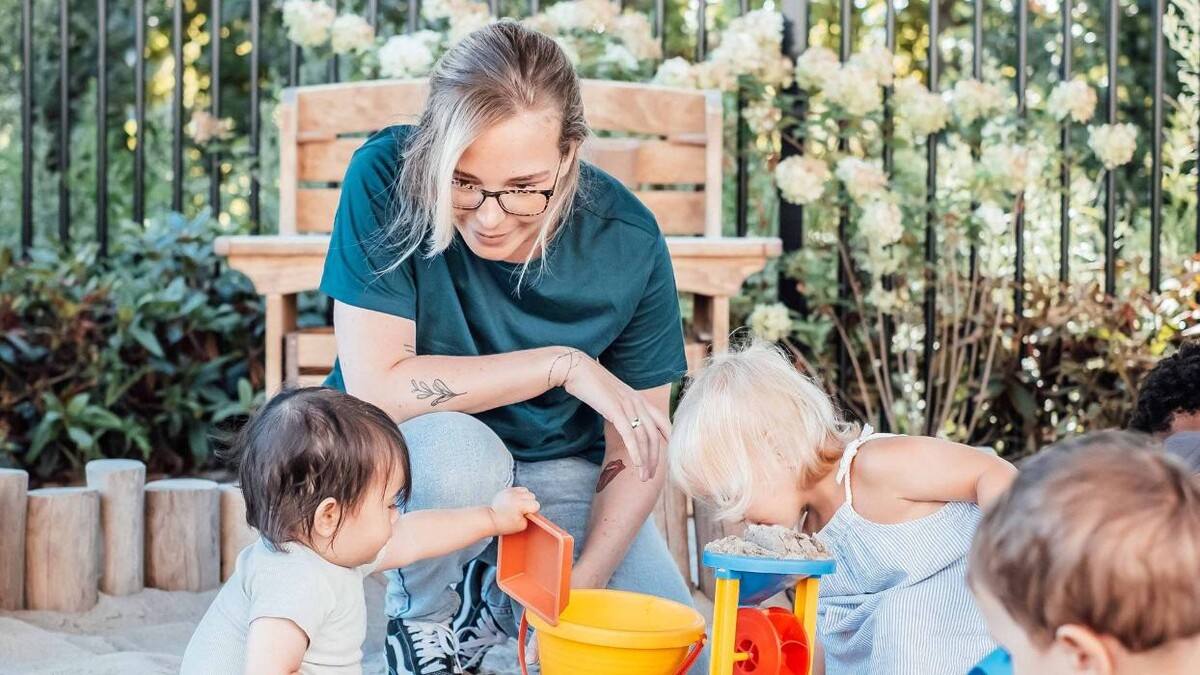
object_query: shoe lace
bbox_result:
[456,608,509,667]
[407,621,459,672]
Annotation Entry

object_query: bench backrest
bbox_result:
[278,78,723,237]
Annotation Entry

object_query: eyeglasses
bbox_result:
[451,156,564,217]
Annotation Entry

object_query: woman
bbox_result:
[320,20,702,675]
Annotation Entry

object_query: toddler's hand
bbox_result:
[489,487,540,535]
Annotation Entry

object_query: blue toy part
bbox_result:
[968,648,1013,675]
[702,551,836,606]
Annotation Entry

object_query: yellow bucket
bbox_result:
[520,589,707,675]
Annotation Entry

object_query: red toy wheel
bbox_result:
[765,607,810,674]
[733,608,781,674]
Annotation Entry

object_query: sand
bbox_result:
[705,524,831,560]
[0,574,526,675]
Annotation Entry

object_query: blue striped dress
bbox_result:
[815,425,996,675]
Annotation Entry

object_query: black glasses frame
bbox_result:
[452,155,565,217]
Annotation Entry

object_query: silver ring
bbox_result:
[630,418,642,429]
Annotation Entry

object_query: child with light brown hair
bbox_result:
[969,431,1200,675]
[668,340,1016,675]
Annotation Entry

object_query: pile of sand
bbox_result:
[705,524,831,560]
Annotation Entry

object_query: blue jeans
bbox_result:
[387,411,707,672]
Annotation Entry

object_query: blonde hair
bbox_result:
[385,21,590,280]
[668,341,860,521]
[969,431,1200,651]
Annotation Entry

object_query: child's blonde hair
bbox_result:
[668,341,860,520]
[969,431,1200,651]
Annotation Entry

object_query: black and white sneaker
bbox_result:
[452,559,510,672]
[386,616,464,675]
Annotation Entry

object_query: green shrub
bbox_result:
[0,212,264,484]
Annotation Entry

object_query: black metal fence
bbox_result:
[11,0,1200,397]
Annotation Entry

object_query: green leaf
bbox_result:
[129,324,165,358]
[66,426,95,451]
[188,426,209,463]
[66,393,91,417]
[27,416,60,462]
[238,379,254,406]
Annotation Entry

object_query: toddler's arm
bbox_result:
[860,437,1017,508]
[378,487,540,570]
[245,617,306,675]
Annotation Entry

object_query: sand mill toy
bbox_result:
[498,513,837,675]
[703,549,835,675]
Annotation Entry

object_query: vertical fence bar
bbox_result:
[696,0,707,61]
[654,0,664,56]
[967,0,982,280]
[409,0,420,33]
[210,0,223,216]
[489,0,499,17]
[21,0,33,254]
[1014,0,1028,312]
[1149,0,1164,292]
[59,0,70,245]
[172,0,184,213]
[328,0,338,82]
[250,0,261,232]
[778,0,808,314]
[836,0,851,396]
[288,44,299,86]
[734,0,750,238]
[878,0,896,433]
[1059,1,1071,283]
[922,0,939,434]
[367,0,378,25]
[97,0,109,255]
[134,0,146,226]
[1103,0,1118,296]
[532,0,541,17]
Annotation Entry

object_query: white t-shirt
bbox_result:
[181,539,384,675]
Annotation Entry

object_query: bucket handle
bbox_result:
[517,612,708,675]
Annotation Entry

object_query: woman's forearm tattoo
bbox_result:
[595,459,626,493]
[548,348,583,388]
[411,378,464,407]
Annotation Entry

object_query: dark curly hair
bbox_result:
[1130,341,1200,434]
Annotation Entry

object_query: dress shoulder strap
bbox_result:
[834,424,898,507]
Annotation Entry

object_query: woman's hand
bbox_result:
[488,487,541,535]
[553,350,671,481]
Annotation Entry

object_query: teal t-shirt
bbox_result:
[319,126,688,464]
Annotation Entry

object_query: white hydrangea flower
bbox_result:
[849,45,894,87]
[448,6,492,44]
[599,43,639,72]
[894,78,949,136]
[692,60,738,92]
[748,303,793,342]
[835,157,888,205]
[378,32,439,79]
[744,99,783,136]
[1088,123,1138,169]
[980,143,1032,193]
[615,13,661,61]
[1047,79,1098,123]
[795,46,839,91]
[421,0,454,22]
[951,79,1005,125]
[860,199,904,246]
[283,0,336,49]
[825,65,884,117]
[330,14,375,54]
[775,156,831,205]
[653,57,696,88]
[545,0,619,32]
[759,55,795,89]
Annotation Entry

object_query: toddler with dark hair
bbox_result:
[181,387,539,675]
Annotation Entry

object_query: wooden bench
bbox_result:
[215,78,774,594]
